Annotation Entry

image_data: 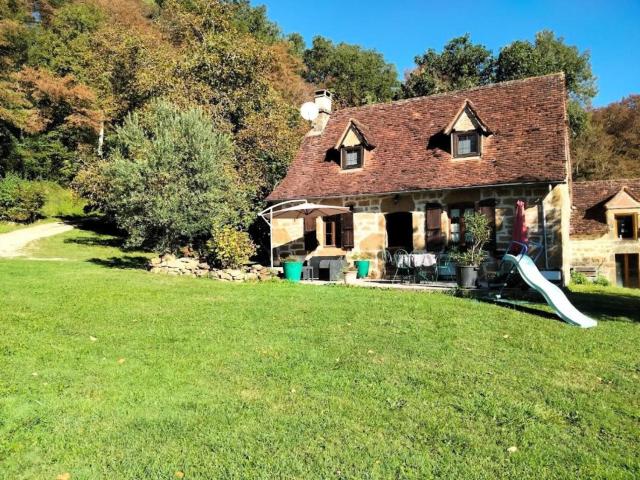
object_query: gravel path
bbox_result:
[0,222,74,258]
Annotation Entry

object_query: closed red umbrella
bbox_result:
[512,200,528,254]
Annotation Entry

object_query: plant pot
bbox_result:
[354,260,370,279]
[456,265,478,288]
[282,261,303,283]
[343,270,358,285]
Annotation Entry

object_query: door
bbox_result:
[615,253,640,288]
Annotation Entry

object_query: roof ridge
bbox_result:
[335,73,565,114]
[574,178,640,185]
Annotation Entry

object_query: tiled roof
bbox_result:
[267,73,570,202]
[571,179,640,237]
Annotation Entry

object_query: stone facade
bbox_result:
[273,183,570,282]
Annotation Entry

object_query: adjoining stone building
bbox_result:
[267,74,574,282]
[571,179,640,288]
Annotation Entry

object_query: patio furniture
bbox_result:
[392,249,411,283]
[396,251,438,283]
[301,265,316,281]
[308,256,346,281]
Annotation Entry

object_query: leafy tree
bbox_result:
[76,100,252,252]
[573,95,640,180]
[303,36,399,107]
[402,35,494,98]
[496,30,596,137]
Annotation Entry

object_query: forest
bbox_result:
[0,0,638,254]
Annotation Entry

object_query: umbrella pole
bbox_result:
[270,209,274,268]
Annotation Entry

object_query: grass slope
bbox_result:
[0,228,638,479]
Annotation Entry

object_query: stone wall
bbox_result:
[272,183,570,281]
[570,236,640,285]
[148,254,274,281]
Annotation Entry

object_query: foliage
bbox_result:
[75,100,251,252]
[570,270,589,285]
[449,211,491,267]
[207,225,256,268]
[593,275,611,287]
[402,35,494,98]
[0,173,46,222]
[1,236,639,477]
[403,31,596,138]
[280,256,300,263]
[303,36,399,107]
[573,95,640,180]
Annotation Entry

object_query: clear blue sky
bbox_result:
[253,0,639,106]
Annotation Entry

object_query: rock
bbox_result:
[245,273,258,281]
[227,269,242,279]
[162,253,176,263]
[149,257,162,266]
[198,262,210,270]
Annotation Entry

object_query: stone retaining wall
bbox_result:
[148,254,274,281]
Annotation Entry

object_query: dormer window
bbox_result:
[444,100,491,160]
[453,131,480,158]
[341,146,363,169]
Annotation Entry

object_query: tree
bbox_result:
[75,100,252,252]
[573,95,640,180]
[402,35,494,98]
[496,31,596,137]
[303,36,399,107]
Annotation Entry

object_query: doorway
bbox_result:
[385,212,413,252]
[615,253,639,288]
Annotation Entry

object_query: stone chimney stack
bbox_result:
[312,89,332,134]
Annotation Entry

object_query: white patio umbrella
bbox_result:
[259,200,351,267]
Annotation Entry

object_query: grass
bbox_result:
[0,227,639,479]
[0,182,85,234]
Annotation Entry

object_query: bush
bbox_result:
[207,226,256,269]
[593,275,611,287]
[75,100,252,252]
[570,270,588,285]
[0,175,46,223]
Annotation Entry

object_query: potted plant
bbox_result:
[342,264,358,285]
[449,211,491,288]
[281,256,303,283]
[352,252,373,279]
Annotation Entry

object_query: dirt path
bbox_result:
[0,222,74,258]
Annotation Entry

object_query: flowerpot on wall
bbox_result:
[282,261,303,282]
[456,265,478,288]
[354,260,370,279]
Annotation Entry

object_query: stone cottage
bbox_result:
[571,179,640,287]
[266,74,574,282]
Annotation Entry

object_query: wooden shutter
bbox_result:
[304,216,318,252]
[478,200,496,251]
[341,211,354,250]
[425,205,443,251]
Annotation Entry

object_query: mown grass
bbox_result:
[0,227,638,479]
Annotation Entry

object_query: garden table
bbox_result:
[396,253,437,269]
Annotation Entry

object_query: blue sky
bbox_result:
[253,0,640,106]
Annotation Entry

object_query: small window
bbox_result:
[449,205,475,245]
[324,215,342,246]
[616,214,637,239]
[453,132,480,158]
[341,146,363,169]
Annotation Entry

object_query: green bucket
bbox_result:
[354,260,370,279]
[282,261,303,282]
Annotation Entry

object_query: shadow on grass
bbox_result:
[566,290,640,323]
[59,214,123,237]
[88,256,150,270]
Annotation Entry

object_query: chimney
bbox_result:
[312,89,332,134]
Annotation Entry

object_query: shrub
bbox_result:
[449,211,491,267]
[593,275,611,287]
[207,226,256,269]
[570,270,588,285]
[75,100,252,252]
[0,175,46,223]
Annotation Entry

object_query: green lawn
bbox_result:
[0,227,638,479]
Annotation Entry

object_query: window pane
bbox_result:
[617,215,634,239]
[457,133,478,156]
[346,149,359,166]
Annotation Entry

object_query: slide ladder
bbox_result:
[500,242,597,328]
